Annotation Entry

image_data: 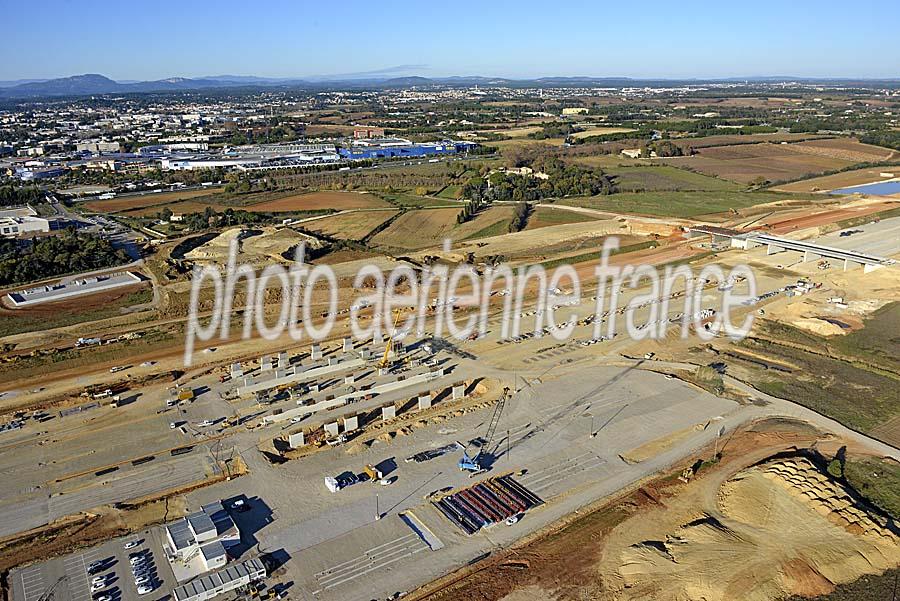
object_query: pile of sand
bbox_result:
[616,457,899,600]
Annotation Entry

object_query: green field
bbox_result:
[559,190,800,218]
[742,318,900,439]
[608,165,741,192]
[377,193,462,208]
[843,456,900,518]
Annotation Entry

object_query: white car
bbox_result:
[91,576,107,586]
[94,595,112,601]
[129,556,146,565]
[90,582,106,593]
[505,515,520,526]
[290,415,305,423]
[134,575,151,586]
[197,419,214,427]
[137,585,154,595]
[124,540,140,549]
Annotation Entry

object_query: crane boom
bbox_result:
[458,386,511,474]
[379,309,405,369]
[483,386,510,451]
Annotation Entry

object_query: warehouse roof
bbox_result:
[187,511,216,537]
[200,541,227,561]
[167,519,194,551]
[172,558,266,601]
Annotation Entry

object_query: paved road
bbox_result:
[617,357,900,459]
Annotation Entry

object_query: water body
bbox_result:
[830,180,900,195]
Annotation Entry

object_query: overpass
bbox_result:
[685,226,896,273]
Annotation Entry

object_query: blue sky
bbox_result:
[3,0,898,81]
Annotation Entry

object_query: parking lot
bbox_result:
[12,529,174,601]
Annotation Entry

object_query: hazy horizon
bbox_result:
[4,0,899,81]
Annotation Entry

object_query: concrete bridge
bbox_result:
[685,226,896,273]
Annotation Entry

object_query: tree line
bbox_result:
[0,184,44,207]
[461,156,614,203]
[0,228,129,286]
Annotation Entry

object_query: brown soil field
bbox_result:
[84,188,224,213]
[524,206,600,230]
[775,167,900,193]
[304,124,359,136]
[370,208,460,249]
[410,420,899,601]
[790,137,897,163]
[371,206,515,249]
[486,138,567,150]
[303,209,398,240]
[245,191,390,212]
[662,143,856,184]
[570,126,636,139]
[757,200,898,234]
[669,133,829,150]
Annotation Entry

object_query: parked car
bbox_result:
[230,499,251,512]
[137,585,154,595]
[123,540,140,549]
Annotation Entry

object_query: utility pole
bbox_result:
[506,429,510,462]
[375,493,380,521]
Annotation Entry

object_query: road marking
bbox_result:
[20,567,45,601]
[312,534,429,593]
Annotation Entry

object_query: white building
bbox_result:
[164,502,240,574]
[0,216,51,237]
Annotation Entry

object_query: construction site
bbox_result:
[2,139,900,601]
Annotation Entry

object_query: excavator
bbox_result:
[458,386,511,476]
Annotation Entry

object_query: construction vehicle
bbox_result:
[379,309,406,369]
[363,464,384,482]
[458,386,511,476]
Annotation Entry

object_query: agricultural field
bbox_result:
[667,132,829,150]
[661,143,858,184]
[789,137,897,163]
[378,192,462,208]
[739,313,900,445]
[571,154,646,169]
[774,166,900,193]
[370,206,515,249]
[302,209,399,241]
[245,191,390,212]
[524,206,600,230]
[607,165,742,192]
[485,137,567,150]
[570,126,637,139]
[83,188,225,213]
[558,190,797,219]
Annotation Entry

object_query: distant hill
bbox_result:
[2,73,899,99]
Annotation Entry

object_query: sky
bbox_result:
[3,0,899,81]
